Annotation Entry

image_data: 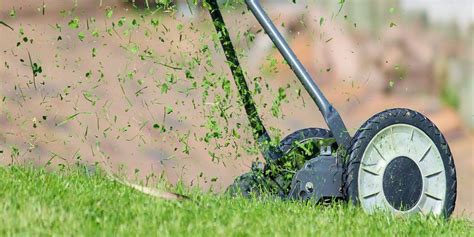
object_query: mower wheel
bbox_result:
[344,108,457,217]
[266,128,337,195]
[225,172,269,197]
[279,128,334,154]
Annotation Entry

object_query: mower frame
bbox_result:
[207,0,457,217]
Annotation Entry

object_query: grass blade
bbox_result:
[56,112,91,127]
[0,20,14,31]
[27,50,37,90]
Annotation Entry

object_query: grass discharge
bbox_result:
[0,166,472,236]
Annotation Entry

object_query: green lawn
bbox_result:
[0,166,472,236]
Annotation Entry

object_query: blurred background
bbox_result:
[0,0,472,217]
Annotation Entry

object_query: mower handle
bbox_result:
[245,0,352,150]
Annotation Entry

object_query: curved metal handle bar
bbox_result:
[245,0,351,149]
[246,0,329,113]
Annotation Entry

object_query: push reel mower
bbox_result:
[206,0,456,217]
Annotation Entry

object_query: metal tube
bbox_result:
[246,0,330,114]
[245,0,351,149]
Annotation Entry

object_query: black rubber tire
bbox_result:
[344,108,457,217]
[225,172,267,197]
[279,128,333,154]
[227,128,333,197]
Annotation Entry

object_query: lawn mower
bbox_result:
[206,0,456,217]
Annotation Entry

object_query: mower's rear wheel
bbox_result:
[344,108,457,217]
[279,128,334,154]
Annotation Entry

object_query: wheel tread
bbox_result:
[343,108,456,217]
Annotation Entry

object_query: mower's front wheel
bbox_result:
[225,171,270,197]
[344,108,457,217]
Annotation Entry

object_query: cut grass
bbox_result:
[0,166,472,236]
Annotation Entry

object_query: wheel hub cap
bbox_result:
[383,156,423,211]
[358,124,447,215]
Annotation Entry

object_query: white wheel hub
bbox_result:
[358,124,446,215]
